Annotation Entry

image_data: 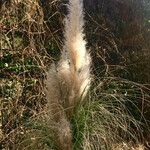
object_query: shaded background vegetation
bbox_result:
[0,0,150,149]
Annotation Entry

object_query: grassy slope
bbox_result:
[0,0,150,149]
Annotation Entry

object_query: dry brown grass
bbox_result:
[0,0,150,150]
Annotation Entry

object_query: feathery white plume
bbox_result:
[45,0,91,149]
